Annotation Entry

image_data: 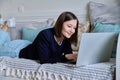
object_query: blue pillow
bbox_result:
[0,40,31,58]
[93,22,120,33]
[0,30,11,45]
[22,26,53,42]
[92,22,120,58]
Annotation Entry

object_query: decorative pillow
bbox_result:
[22,26,53,42]
[92,22,120,58]
[0,30,11,45]
[116,33,120,80]
[93,22,120,33]
[0,40,31,58]
[9,18,54,40]
[88,1,120,25]
[71,21,90,51]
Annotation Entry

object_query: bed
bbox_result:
[0,56,116,80]
[0,1,120,80]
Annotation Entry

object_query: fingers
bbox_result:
[65,54,78,60]
[73,54,78,60]
[70,54,78,60]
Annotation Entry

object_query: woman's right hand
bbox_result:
[65,54,78,61]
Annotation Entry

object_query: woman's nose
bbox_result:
[70,28,75,33]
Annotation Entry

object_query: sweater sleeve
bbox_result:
[35,31,58,64]
[64,39,73,54]
[60,39,73,62]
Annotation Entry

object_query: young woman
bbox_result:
[19,11,79,64]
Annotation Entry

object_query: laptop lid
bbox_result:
[76,33,116,67]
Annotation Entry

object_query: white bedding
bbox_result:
[0,56,115,80]
[0,71,24,80]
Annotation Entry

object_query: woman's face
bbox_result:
[62,19,77,38]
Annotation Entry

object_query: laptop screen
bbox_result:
[76,33,116,67]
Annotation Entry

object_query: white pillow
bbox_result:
[116,34,120,80]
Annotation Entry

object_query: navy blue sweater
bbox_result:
[19,28,73,64]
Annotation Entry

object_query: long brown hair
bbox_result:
[54,11,79,46]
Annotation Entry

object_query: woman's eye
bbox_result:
[68,25,71,28]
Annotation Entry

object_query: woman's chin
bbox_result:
[66,36,71,38]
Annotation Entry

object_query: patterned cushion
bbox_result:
[88,1,120,25]
[116,34,120,80]
[71,21,90,51]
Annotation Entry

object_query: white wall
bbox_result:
[0,0,83,20]
[0,0,118,22]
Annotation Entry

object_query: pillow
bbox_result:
[88,1,120,25]
[0,30,11,45]
[92,22,120,58]
[0,40,31,58]
[22,26,53,42]
[71,21,90,51]
[116,33,120,80]
[9,18,54,40]
[93,22,120,33]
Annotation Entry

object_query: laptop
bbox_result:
[76,33,116,67]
